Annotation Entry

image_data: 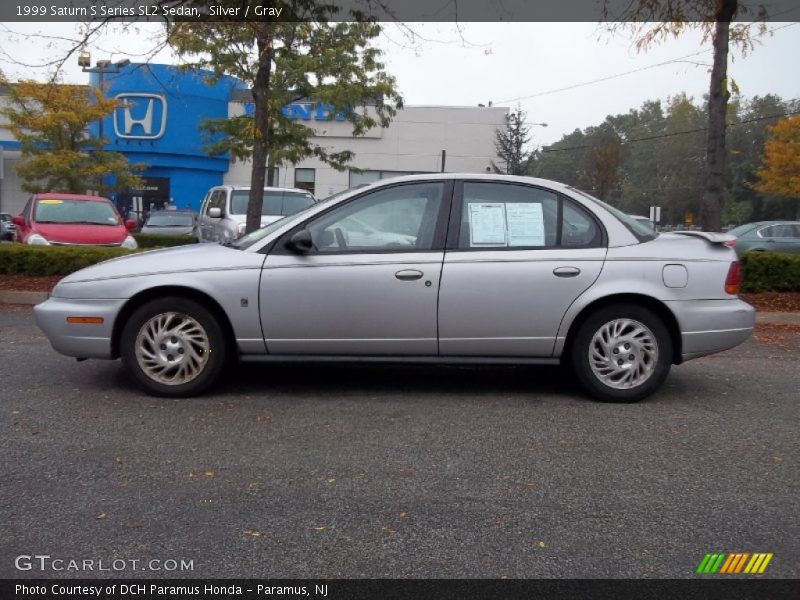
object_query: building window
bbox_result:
[348,170,426,188]
[294,168,315,195]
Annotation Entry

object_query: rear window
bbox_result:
[567,188,657,242]
[727,223,758,237]
[231,190,315,216]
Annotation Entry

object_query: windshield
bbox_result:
[146,213,194,227]
[230,202,320,250]
[568,188,657,242]
[230,190,315,217]
[35,198,121,226]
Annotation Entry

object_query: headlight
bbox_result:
[27,233,50,246]
[121,235,138,249]
[237,223,247,236]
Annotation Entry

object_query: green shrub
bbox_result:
[133,233,197,249]
[740,251,800,293]
[0,244,134,276]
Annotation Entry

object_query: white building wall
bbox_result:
[224,105,508,198]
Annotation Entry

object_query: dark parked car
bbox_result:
[728,221,800,255]
[0,213,15,241]
[140,210,197,237]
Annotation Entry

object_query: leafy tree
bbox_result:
[604,0,768,230]
[584,124,622,200]
[531,93,797,225]
[751,115,800,205]
[727,94,796,220]
[167,4,402,234]
[0,78,143,195]
[494,107,533,175]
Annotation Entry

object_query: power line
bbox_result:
[496,50,711,104]
[539,108,800,154]
[496,22,800,105]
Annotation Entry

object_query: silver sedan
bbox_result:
[34,174,755,402]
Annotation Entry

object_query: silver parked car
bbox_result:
[196,184,316,243]
[34,174,754,402]
[728,221,800,255]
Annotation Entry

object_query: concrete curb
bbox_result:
[756,312,800,326]
[0,290,49,305]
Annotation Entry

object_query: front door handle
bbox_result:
[553,266,581,278]
[395,269,424,281]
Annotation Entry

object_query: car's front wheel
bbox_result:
[570,304,672,403]
[120,297,226,397]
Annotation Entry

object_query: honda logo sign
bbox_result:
[114,93,167,140]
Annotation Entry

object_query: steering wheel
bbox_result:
[334,227,348,249]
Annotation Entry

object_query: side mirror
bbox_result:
[208,207,222,219]
[125,219,138,230]
[286,229,314,253]
[12,216,24,227]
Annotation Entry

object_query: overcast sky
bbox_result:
[0,20,798,146]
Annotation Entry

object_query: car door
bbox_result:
[260,181,451,355]
[438,181,606,357]
[761,224,800,254]
[199,190,223,242]
[15,197,33,242]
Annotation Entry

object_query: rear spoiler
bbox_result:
[672,231,736,246]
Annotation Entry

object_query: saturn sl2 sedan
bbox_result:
[34,175,755,402]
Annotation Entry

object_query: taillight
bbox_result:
[725,261,741,295]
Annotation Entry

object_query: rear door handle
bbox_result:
[553,266,581,278]
[395,269,424,281]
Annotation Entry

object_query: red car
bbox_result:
[13,193,138,248]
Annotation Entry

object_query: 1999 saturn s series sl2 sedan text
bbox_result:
[34,175,755,402]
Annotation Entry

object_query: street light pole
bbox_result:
[79,55,131,147]
[78,55,130,195]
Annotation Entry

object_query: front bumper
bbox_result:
[34,297,127,359]
[667,298,756,362]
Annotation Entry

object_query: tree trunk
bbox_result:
[247,24,273,235]
[701,0,737,231]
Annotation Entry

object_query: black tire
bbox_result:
[570,303,672,403]
[120,296,227,397]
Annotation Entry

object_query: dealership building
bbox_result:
[0,63,507,217]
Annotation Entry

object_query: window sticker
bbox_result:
[468,202,506,246]
[39,199,63,204]
[506,202,545,247]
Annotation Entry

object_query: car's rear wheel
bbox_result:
[120,297,226,397]
[570,304,672,403]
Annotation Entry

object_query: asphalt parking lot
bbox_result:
[1,305,798,579]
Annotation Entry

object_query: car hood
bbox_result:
[57,243,265,285]
[140,225,195,235]
[34,222,128,245]
[229,214,283,227]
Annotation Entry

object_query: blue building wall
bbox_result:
[90,64,245,211]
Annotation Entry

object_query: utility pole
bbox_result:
[79,53,131,144]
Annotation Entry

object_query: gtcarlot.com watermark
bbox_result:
[15,554,194,572]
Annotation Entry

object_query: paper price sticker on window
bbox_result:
[506,203,545,247]
[468,202,546,247]
[469,203,507,246]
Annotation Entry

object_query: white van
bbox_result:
[196,185,316,243]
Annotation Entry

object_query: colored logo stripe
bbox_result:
[697,552,773,574]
